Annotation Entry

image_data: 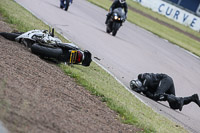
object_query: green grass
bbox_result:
[0,0,188,132]
[60,63,186,133]
[0,0,69,43]
[88,0,200,57]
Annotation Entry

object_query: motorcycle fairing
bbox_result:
[15,30,62,44]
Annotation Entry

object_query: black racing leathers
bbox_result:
[137,73,176,100]
[110,0,128,15]
[135,73,200,111]
[135,73,197,111]
[105,0,128,24]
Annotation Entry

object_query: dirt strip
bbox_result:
[0,16,141,133]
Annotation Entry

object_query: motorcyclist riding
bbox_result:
[60,0,73,11]
[130,73,200,111]
[105,0,128,24]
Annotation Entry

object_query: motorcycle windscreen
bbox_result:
[113,8,125,18]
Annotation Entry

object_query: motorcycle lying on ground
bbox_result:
[60,0,73,11]
[0,28,92,66]
[106,8,126,36]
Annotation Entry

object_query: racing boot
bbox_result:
[182,94,200,107]
[191,94,200,107]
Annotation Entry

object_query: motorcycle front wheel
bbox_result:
[112,22,121,36]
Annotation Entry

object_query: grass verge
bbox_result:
[0,0,187,132]
[88,0,200,57]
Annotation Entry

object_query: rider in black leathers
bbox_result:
[60,0,73,11]
[130,73,200,111]
[105,0,128,24]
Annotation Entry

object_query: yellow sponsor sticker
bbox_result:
[69,50,78,64]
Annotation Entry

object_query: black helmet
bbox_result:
[130,79,142,90]
[119,0,126,4]
[82,50,92,66]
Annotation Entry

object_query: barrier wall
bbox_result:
[133,0,200,32]
[167,0,200,13]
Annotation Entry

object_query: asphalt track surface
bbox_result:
[14,0,200,132]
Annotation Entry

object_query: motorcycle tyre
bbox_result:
[31,43,63,59]
[112,22,121,36]
[64,0,70,11]
[0,32,22,41]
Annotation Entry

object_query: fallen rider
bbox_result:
[130,73,200,111]
[0,29,92,66]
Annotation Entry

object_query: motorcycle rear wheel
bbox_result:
[31,43,63,59]
[0,32,22,41]
[64,0,70,11]
[112,30,117,36]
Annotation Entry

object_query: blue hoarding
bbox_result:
[165,0,200,13]
[167,0,179,4]
[179,0,200,12]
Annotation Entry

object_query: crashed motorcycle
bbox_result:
[0,28,92,66]
[106,8,126,36]
[60,0,73,11]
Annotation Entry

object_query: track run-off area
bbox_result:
[14,0,200,132]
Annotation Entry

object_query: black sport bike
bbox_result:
[60,0,73,11]
[106,8,126,36]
